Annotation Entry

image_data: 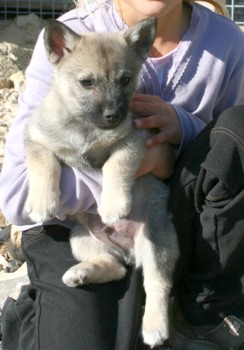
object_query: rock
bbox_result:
[0,13,45,82]
[0,42,33,80]
[0,79,13,90]
[0,13,45,47]
[9,71,25,93]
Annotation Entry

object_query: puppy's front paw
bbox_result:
[142,309,168,347]
[25,189,60,223]
[98,191,132,225]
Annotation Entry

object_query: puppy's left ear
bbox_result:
[123,17,157,61]
[44,19,80,64]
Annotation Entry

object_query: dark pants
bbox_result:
[2,105,244,349]
[2,225,146,350]
[169,105,244,328]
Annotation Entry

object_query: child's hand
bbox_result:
[130,93,182,147]
[135,143,175,180]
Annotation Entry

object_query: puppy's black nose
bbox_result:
[100,103,127,128]
[104,112,120,122]
[103,106,124,125]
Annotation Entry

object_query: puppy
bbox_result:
[24,18,179,347]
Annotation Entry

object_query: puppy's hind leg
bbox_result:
[62,224,127,287]
[134,183,179,348]
[135,232,172,347]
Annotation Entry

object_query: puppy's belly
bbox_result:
[84,213,143,251]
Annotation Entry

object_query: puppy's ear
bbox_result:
[123,17,157,61]
[44,19,80,64]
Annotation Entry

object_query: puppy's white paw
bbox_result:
[142,330,167,348]
[25,189,60,223]
[98,191,132,224]
[63,260,127,287]
[142,311,168,347]
[62,266,90,287]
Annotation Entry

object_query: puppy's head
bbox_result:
[44,17,156,129]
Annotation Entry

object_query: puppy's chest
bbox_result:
[83,148,111,169]
[50,123,125,170]
[56,136,113,171]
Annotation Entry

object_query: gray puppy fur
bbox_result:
[24,18,179,347]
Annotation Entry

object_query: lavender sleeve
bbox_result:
[175,60,244,156]
[0,30,102,227]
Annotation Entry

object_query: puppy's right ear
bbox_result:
[44,19,80,64]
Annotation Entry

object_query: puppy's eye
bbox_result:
[120,76,131,86]
[79,79,93,88]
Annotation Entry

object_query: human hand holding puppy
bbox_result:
[135,143,175,180]
[132,93,181,179]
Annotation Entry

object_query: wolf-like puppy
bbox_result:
[24,18,179,347]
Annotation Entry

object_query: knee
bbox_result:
[215,105,244,134]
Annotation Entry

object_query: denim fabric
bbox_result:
[2,225,146,350]
[170,105,244,327]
